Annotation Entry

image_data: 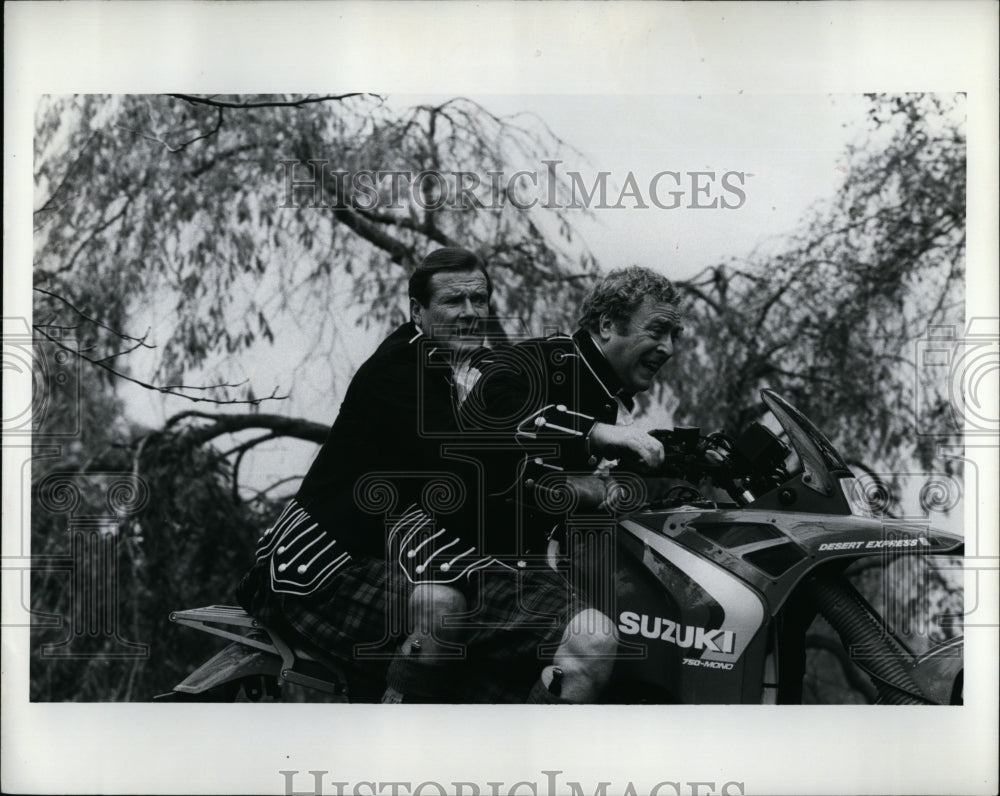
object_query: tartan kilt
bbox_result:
[236,555,586,703]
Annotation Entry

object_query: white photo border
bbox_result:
[4,2,998,795]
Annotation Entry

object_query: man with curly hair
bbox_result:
[462,265,683,702]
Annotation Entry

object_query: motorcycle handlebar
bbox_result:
[645,424,790,507]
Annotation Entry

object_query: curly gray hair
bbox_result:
[578,266,681,333]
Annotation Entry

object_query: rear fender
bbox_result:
[173,641,281,695]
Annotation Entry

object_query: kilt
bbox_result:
[236,555,587,703]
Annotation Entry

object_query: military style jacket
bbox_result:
[460,328,638,555]
[248,321,493,597]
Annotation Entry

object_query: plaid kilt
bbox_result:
[237,554,587,703]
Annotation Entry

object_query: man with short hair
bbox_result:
[462,265,683,702]
[237,247,496,701]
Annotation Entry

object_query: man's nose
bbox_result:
[655,335,674,356]
[459,297,478,316]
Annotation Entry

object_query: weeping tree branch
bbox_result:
[167,411,328,446]
[115,106,224,154]
[34,287,155,348]
[33,324,285,407]
[230,432,281,503]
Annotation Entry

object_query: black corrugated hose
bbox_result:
[808,573,928,705]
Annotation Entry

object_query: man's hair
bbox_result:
[578,266,680,333]
[408,247,492,307]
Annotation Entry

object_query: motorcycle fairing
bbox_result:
[610,506,962,702]
[609,519,770,703]
[621,519,766,661]
[630,507,963,614]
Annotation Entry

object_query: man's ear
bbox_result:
[410,297,423,329]
[597,313,616,341]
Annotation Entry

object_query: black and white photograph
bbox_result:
[4,3,998,795]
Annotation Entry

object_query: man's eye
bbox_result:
[647,325,680,342]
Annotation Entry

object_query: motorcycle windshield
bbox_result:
[760,389,852,496]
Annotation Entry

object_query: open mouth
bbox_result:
[639,357,667,376]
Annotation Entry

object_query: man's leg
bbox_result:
[530,608,618,703]
[437,566,616,704]
[383,583,468,702]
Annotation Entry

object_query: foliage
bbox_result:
[30,407,272,701]
[33,94,597,402]
[662,94,965,473]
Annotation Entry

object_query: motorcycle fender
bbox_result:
[173,641,282,694]
[907,636,963,705]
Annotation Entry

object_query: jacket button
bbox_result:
[603,404,613,413]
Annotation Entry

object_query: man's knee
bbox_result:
[410,583,467,615]
[561,609,618,659]
[407,583,468,645]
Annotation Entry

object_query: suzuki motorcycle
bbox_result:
[159,390,964,704]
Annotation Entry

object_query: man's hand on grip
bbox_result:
[587,423,665,470]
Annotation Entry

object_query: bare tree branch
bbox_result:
[34,287,155,348]
[244,475,301,503]
[115,107,225,154]
[221,432,281,458]
[34,325,287,406]
[168,93,380,109]
[166,411,328,446]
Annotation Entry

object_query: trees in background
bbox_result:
[33,94,596,398]
[28,93,964,701]
[665,94,965,473]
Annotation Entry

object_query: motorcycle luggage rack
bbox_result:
[170,605,348,696]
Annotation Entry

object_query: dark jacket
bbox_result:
[295,321,469,554]
[460,328,636,554]
[247,321,493,597]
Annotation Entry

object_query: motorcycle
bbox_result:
[158,390,964,704]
